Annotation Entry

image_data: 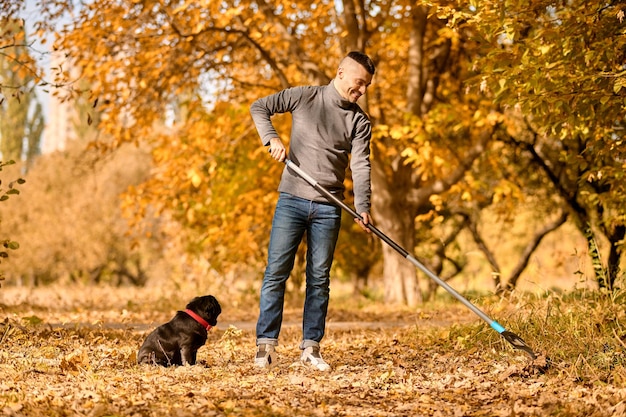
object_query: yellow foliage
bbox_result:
[29,0,561,293]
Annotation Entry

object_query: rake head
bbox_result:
[501,330,537,359]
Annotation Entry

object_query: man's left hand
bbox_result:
[355,213,372,233]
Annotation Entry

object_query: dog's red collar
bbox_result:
[184,309,212,331]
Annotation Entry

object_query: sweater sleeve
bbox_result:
[350,114,372,215]
[249,87,303,146]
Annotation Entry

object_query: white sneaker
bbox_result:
[300,346,331,371]
[254,344,276,368]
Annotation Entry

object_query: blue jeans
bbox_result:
[256,193,342,347]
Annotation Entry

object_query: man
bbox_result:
[250,51,375,371]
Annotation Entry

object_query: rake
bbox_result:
[281,158,537,359]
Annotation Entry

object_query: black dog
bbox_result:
[137,295,221,366]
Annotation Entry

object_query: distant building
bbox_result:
[41,51,77,154]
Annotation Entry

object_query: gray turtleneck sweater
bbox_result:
[250,81,372,215]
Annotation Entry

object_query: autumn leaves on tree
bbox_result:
[1,1,625,303]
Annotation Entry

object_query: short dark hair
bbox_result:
[347,51,376,75]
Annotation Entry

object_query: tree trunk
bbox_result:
[604,224,625,291]
[380,240,422,306]
[371,159,422,306]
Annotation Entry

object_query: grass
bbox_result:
[469,286,626,386]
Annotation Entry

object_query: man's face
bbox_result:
[335,58,373,103]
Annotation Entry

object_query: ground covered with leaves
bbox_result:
[1,284,625,416]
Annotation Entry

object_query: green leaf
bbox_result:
[21,315,43,325]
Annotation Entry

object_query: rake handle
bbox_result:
[284,160,492,322]
[281,158,537,359]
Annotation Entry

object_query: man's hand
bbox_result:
[268,138,286,162]
[355,212,372,233]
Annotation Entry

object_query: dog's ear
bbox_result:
[185,297,202,310]
[204,296,221,325]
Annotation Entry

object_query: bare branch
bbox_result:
[505,210,569,291]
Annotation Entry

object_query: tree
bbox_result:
[44,0,558,304]
[1,140,162,286]
[121,102,281,274]
[0,18,44,170]
[47,0,503,304]
[12,0,624,303]
[469,0,626,290]
[0,160,24,285]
